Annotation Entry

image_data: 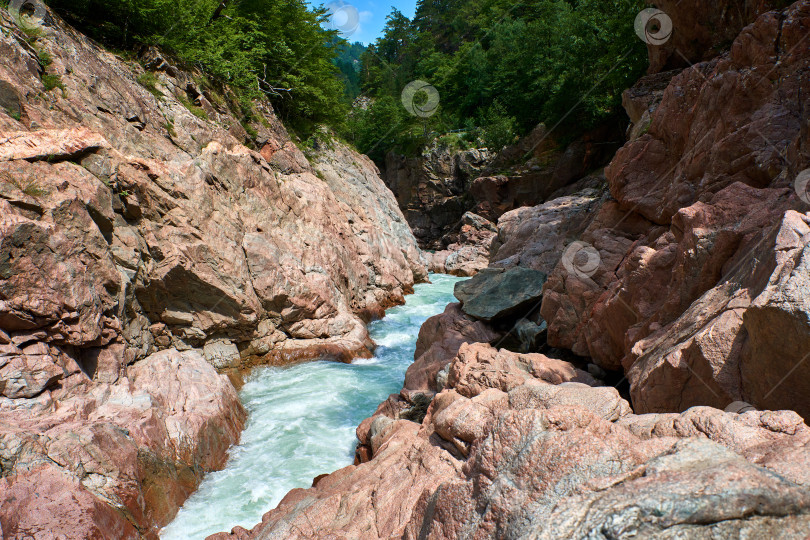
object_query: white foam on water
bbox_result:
[160,274,464,539]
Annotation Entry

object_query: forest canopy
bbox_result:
[44,0,648,157]
[349,0,649,160]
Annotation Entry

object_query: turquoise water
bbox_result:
[160,274,462,539]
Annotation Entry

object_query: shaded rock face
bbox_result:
[643,0,787,74]
[470,124,624,224]
[0,5,423,536]
[213,342,810,539]
[383,123,621,251]
[383,146,491,248]
[427,212,496,276]
[542,0,810,418]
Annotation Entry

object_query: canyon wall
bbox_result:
[0,6,424,537]
[217,1,810,538]
[382,124,621,252]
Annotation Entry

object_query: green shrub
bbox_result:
[37,50,52,68]
[177,93,208,120]
[163,119,177,138]
[136,71,162,99]
[41,73,65,95]
[4,107,21,121]
[479,103,518,152]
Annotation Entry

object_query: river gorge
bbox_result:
[2,1,810,538]
[161,275,462,539]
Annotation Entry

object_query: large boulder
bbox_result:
[0,349,246,537]
[403,303,503,397]
[428,212,497,277]
[490,186,604,273]
[214,336,810,540]
[454,267,547,322]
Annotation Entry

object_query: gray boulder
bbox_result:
[454,267,547,322]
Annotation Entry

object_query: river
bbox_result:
[160,273,463,539]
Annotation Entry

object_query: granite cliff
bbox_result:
[0,6,425,537]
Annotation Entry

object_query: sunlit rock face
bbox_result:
[211,341,810,539]
[0,4,425,535]
[543,0,810,417]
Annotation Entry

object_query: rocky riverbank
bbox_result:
[0,6,424,537]
[213,1,810,538]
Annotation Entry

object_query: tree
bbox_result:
[347,0,648,157]
[46,0,348,135]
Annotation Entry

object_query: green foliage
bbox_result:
[21,25,44,43]
[347,0,648,158]
[477,103,518,151]
[45,0,348,136]
[241,120,258,140]
[136,71,162,99]
[163,118,177,138]
[41,73,65,95]
[4,107,21,121]
[344,96,442,162]
[177,93,208,119]
[334,41,365,104]
[37,50,53,68]
[1,172,48,198]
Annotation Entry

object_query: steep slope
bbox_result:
[0,6,424,538]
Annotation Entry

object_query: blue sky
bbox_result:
[320,0,417,45]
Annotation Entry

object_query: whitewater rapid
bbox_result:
[161,273,463,539]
